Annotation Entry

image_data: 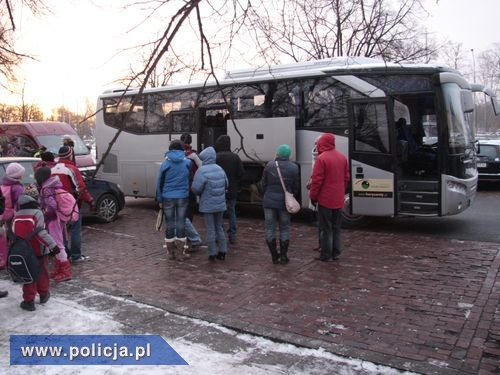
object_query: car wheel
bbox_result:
[95,193,119,223]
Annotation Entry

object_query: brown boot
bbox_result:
[53,260,72,282]
[163,238,176,260]
[175,237,190,260]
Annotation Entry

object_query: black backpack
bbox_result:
[7,227,43,284]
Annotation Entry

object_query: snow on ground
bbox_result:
[0,279,416,375]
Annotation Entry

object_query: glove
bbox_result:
[50,246,60,256]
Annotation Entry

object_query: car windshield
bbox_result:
[478,145,499,160]
[0,160,36,186]
[36,135,90,156]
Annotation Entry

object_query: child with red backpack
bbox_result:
[0,162,26,269]
[14,194,60,311]
[35,167,73,282]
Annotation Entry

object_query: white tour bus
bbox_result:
[95,57,499,227]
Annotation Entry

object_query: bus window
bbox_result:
[304,77,355,130]
[353,104,389,153]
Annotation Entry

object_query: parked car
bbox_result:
[0,157,125,222]
[477,139,500,182]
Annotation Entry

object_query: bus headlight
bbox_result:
[446,180,466,195]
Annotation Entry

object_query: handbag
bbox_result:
[155,209,164,231]
[275,161,300,214]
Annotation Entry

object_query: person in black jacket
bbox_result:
[214,135,245,244]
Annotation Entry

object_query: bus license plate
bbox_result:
[477,162,487,168]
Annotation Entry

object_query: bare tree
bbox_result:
[478,45,500,96]
[244,0,437,64]
[438,42,467,71]
[0,1,48,87]
[120,46,204,88]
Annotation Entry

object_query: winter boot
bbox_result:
[266,239,280,264]
[40,292,50,304]
[163,238,176,260]
[53,260,72,282]
[175,237,190,260]
[49,260,62,279]
[20,300,36,311]
[279,240,290,264]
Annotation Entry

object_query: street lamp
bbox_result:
[471,48,476,82]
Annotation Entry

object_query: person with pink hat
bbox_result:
[0,162,26,268]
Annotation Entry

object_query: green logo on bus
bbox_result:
[362,181,370,189]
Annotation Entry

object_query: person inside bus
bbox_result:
[396,117,417,153]
[397,117,437,174]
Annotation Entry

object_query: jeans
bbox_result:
[263,208,290,243]
[67,215,82,258]
[162,198,188,240]
[185,218,202,244]
[317,205,343,260]
[225,198,237,240]
[203,212,227,256]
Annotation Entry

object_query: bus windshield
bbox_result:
[442,82,474,153]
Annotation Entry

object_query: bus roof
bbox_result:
[98,57,458,99]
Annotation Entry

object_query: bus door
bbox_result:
[348,99,396,216]
[198,106,229,150]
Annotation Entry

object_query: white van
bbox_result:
[0,121,95,168]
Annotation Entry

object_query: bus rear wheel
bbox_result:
[342,193,372,229]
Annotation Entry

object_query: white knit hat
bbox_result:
[6,162,25,180]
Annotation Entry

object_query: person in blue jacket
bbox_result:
[191,146,228,261]
[156,139,192,261]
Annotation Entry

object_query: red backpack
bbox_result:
[11,213,43,256]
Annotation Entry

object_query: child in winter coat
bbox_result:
[191,146,228,261]
[0,162,26,269]
[15,194,60,311]
[35,167,72,282]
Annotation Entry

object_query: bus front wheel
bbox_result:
[342,193,372,229]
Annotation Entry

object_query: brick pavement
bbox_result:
[71,199,500,375]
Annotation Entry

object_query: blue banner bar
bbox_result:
[10,334,188,366]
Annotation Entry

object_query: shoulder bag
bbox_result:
[275,161,300,214]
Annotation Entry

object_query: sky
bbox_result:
[3,0,500,117]
[0,278,416,375]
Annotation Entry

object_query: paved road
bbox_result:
[356,184,500,243]
[69,190,500,375]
